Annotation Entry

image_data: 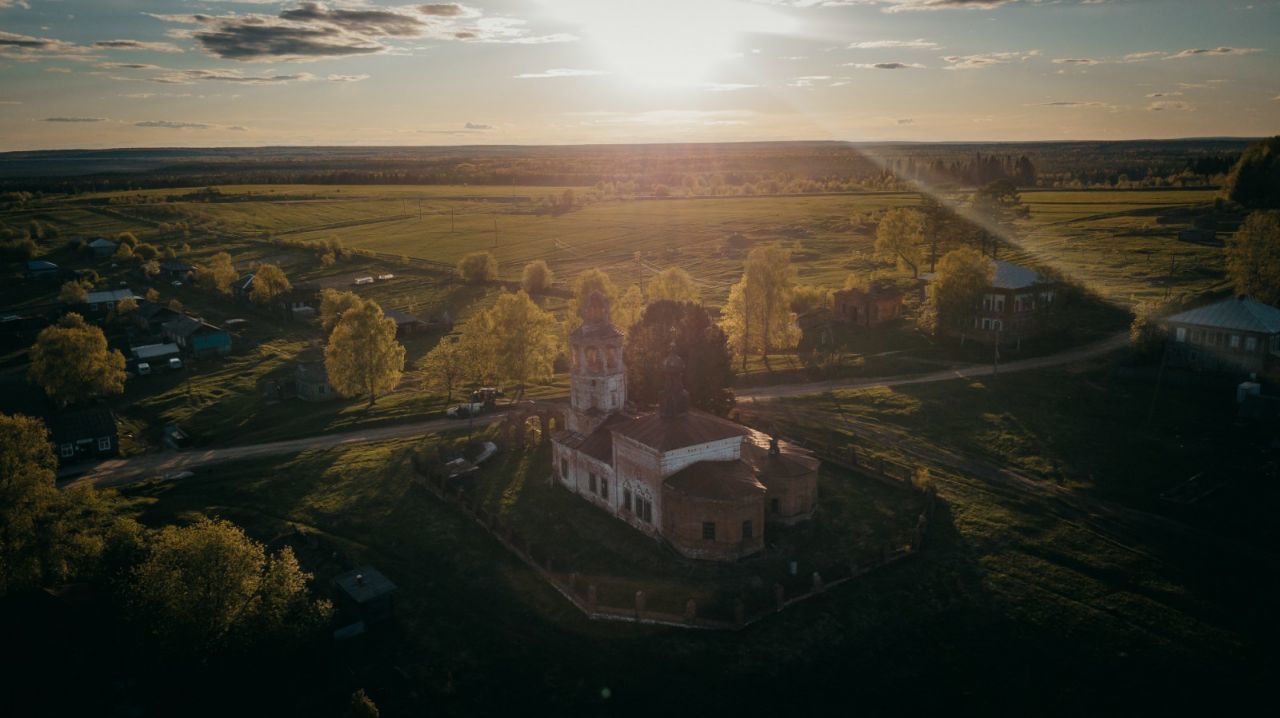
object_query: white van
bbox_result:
[137,362,152,376]
[354,276,374,286]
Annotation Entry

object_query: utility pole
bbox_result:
[992,332,1000,377]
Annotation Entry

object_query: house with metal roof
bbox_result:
[83,288,137,314]
[24,260,60,281]
[550,292,818,561]
[162,315,232,356]
[1163,296,1280,376]
[967,260,1059,344]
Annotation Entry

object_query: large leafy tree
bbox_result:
[1225,210,1280,305]
[457,251,497,284]
[874,207,926,278]
[129,516,330,655]
[0,413,118,595]
[973,178,1028,224]
[318,288,364,333]
[324,299,406,406]
[720,244,800,369]
[1224,136,1280,208]
[625,301,735,415]
[647,266,700,304]
[615,284,646,332]
[478,290,561,400]
[929,248,994,333]
[419,335,466,405]
[520,260,554,293]
[28,313,126,406]
[249,262,291,306]
[195,251,238,295]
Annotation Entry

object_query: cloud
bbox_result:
[228,125,248,131]
[1147,100,1194,111]
[95,62,162,70]
[0,30,91,60]
[42,116,106,123]
[134,120,211,129]
[94,39,184,53]
[1052,58,1102,65]
[0,100,22,105]
[845,61,924,69]
[1165,47,1261,60]
[464,122,493,130]
[278,3,428,36]
[848,38,938,50]
[787,75,832,87]
[154,2,571,62]
[513,68,606,79]
[45,67,72,73]
[1036,100,1116,110]
[326,73,369,82]
[1145,91,1183,98]
[702,82,758,92]
[149,69,315,85]
[942,50,1039,70]
[897,118,914,125]
[1122,51,1164,62]
[418,3,467,16]
[0,1,32,9]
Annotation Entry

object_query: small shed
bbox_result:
[333,566,396,625]
[383,308,427,337]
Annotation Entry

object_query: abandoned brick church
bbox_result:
[551,292,819,561]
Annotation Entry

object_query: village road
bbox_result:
[66,330,1127,488]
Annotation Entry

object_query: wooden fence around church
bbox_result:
[410,444,938,631]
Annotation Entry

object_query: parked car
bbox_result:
[168,357,183,371]
[470,387,505,404]
[446,402,485,418]
[171,280,183,287]
[137,362,152,376]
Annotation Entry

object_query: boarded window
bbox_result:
[702,522,716,541]
[589,473,597,493]
[560,459,568,479]
[600,478,608,500]
[624,489,632,512]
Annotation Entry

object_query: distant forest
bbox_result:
[0,139,1255,196]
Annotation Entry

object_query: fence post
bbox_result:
[684,598,697,624]
[812,572,825,593]
[774,582,785,612]
[635,590,646,619]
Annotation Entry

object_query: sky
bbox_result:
[0,0,1277,150]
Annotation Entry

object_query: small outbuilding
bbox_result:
[832,281,907,327]
[333,566,396,625]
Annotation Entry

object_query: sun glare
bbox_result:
[541,0,794,88]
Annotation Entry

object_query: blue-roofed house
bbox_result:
[1163,296,1280,376]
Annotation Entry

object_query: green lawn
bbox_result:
[113,405,1271,715]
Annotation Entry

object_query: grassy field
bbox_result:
[114,405,1272,715]
[1015,189,1232,305]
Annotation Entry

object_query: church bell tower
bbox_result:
[567,290,627,435]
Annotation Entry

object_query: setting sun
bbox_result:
[543,0,795,88]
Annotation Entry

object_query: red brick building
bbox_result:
[552,292,819,561]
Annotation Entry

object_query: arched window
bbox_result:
[606,346,617,370]
[585,346,602,372]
